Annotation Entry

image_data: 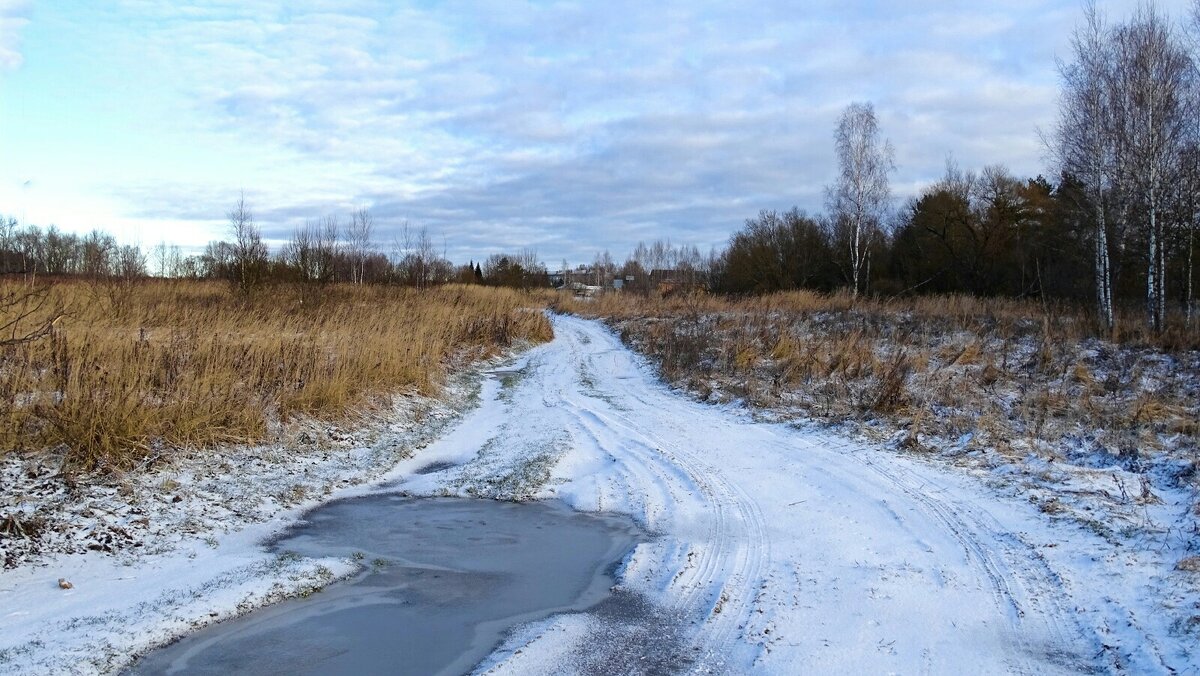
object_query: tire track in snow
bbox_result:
[481,315,1107,675]
[568,401,768,666]
[570,326,772,661]
[554,320,768,671]
[791,433,1100,673]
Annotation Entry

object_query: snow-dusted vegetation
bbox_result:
[558,291,1199,551]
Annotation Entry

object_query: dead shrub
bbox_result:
[0,513,48,539]
[866,351,911,414]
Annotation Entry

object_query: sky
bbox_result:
[0,0,1195,265]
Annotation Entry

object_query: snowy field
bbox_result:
[2,315,1198,674]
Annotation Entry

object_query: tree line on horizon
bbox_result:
[0,201,553,292]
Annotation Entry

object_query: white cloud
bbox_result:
[11,0,1200,262]
[0,0,30,70]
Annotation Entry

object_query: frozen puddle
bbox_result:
[129,497,641,675]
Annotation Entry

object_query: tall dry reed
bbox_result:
[0,280,551,471]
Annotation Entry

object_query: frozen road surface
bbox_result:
[411,315,1180,675]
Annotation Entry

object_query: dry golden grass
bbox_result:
[0,279,551,471]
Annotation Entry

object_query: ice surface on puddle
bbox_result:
[128,497,640,676]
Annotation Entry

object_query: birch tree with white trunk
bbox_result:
[347,208,374,285]
[1110,4,1193,333]
[1053,1,1117,331]
[827,102,894,298]
[1186,0,1200,327]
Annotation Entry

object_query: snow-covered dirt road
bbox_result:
[402,314,1192,674]
[4,314,1194,674]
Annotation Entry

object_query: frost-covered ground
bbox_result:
[3,316,1199,674]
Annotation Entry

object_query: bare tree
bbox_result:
[0,217,14,255]
[1186,0,1200,326]
[592,250,615,287]
[0,216,15,275]
[165,245,185,278]
[1053,1,1118,330]
[286,222,318,283]
[80,230,116,279]
[1177,142,1199,327]
[228,194,269,294]
[347,208,374,285]
[1053,2,1197,332]
[115,245,147,280]
[316,215,340,284]
[827,102,894,298]
[394,222,439,289]
[1110,4,1193,332]
[154,241,169,278]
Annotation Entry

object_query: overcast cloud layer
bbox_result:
[0,0,1193,263]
